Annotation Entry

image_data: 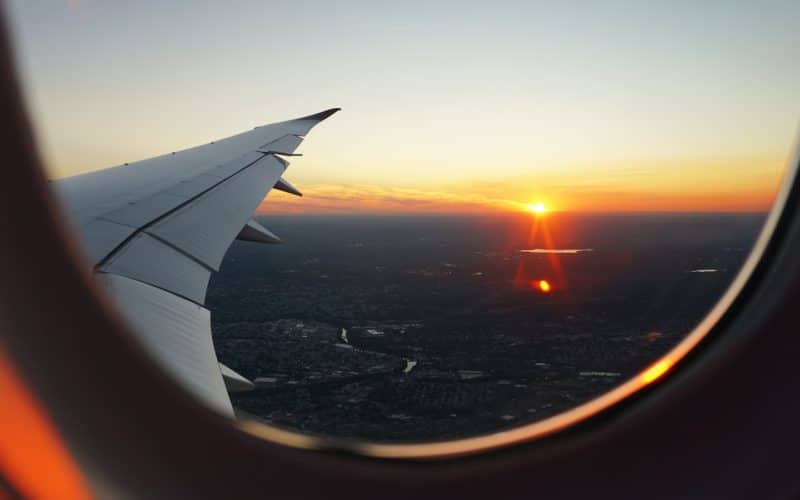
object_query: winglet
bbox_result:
[296,108,341,122]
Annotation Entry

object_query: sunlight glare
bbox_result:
[640,359,673,385]
[528,202,547,215]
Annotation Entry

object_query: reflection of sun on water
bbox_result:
[535,279,552,293]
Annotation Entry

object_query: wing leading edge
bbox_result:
[54,109,339,415]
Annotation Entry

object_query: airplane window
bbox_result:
[7,1,798,449]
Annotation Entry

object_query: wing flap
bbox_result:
[99,274,232,415]
[145,154,285,271]
[101,233,212,304]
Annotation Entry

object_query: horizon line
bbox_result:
[254,209,772,217]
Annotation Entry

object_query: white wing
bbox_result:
[53,109,340,415]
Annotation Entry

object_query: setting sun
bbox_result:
[528,202,547,215]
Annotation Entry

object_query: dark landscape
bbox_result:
[207,212,765,442]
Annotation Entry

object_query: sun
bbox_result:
[527,201,547,215]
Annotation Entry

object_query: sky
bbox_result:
[6,1,800,213]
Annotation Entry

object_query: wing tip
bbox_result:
[297,107,341,122]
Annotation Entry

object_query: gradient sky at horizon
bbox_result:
[7,1,800,213]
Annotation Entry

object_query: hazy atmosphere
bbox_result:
[8,0,799,213]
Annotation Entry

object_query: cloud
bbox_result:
[258,183,523,214]
[256,178,778,215]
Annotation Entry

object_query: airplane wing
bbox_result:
[51,109,340,416]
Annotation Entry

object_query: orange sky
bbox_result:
[258,182,781,215]
[259,155,788,215]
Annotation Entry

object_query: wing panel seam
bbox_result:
[93,151,279,270]
[141,231,216,272]
[95,270,210,308]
